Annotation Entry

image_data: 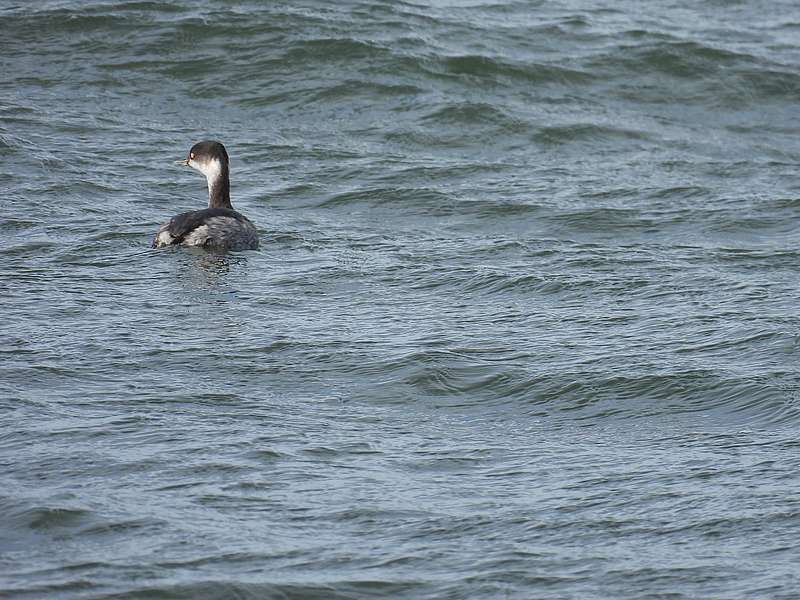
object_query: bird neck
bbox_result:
[207,164,232,209]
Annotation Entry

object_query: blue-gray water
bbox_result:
[3,1,800,598]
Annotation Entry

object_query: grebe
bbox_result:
[152,141,259,251]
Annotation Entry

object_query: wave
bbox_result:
[357,349,800,425]
[589,39,800,104]
[99,580,423,600]
[438,54,593,85]
[533,124,650,145]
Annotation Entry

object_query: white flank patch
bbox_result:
[156,229,174,247]
[182,225,210,246]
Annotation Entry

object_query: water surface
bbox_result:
[3,1,800,598]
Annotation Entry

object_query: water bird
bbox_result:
[152,141,259,251]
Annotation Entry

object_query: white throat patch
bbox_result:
[188,157,222,185]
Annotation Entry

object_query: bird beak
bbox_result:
[174,158,189,166]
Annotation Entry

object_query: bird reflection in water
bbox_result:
[176,249,249,298]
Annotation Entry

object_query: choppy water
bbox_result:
[3,1,800,598]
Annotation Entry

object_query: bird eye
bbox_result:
[190,152,195,159]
